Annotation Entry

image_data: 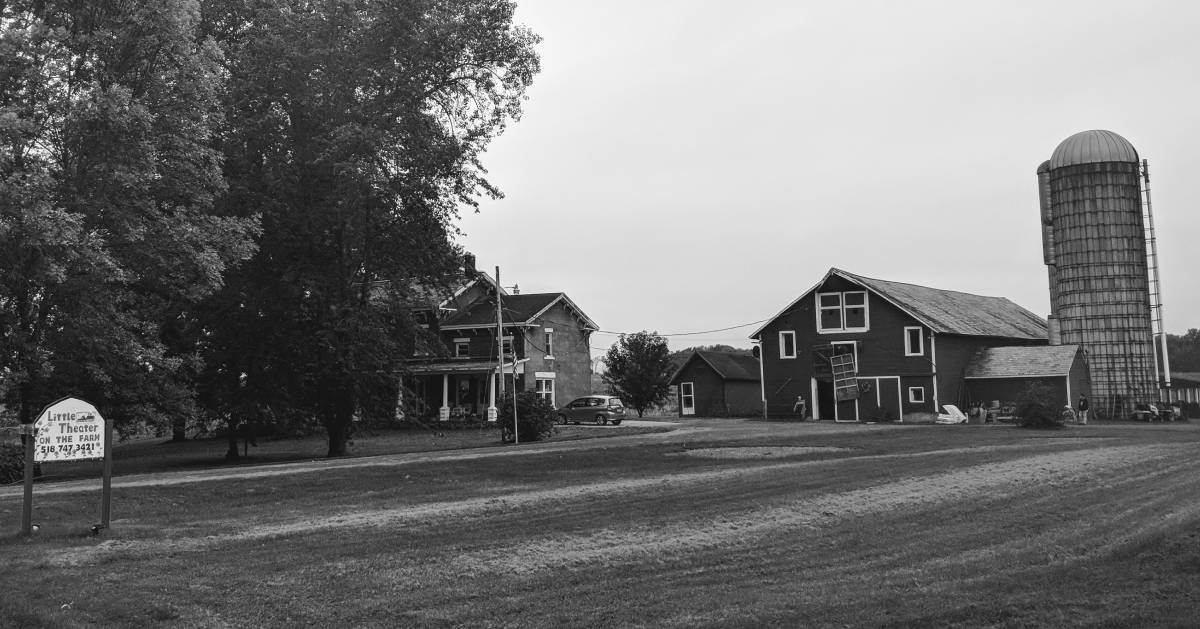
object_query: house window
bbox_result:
[454,338,470,358]
[544,328,554,358]
[535,377,555,407]
[817,291,868,333]
[501,335,514,356]
[908,386,925,404]
[904,327,923,356]
[779,331,797,359]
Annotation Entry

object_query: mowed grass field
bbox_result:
[3,419,1200,628]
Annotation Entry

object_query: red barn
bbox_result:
[751,268,1052,421]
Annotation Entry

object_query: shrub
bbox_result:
[1,442,26,484]
[497,391,556,443]
[1013,382,1064,429]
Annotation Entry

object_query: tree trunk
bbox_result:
[171,415,187,442]
[224,417,241,460]
[325,386,355,457]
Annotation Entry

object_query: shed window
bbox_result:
[904,327,924,356]
[817,291,868,332]
[908,386,925,403]
[779,331,797,359]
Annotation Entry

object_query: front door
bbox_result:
[680,382,695,416]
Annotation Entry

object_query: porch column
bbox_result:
[439,374,450,421]
[487,371,498,422]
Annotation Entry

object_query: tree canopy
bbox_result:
[603,331,673,418]
[192,0,541,456]
[1,0,259,428]
[1167,329,1200,372]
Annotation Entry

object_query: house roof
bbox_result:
[670,350,760,383]
[440,292,598,331]
[751,268,1047,341]
[964,345,1082,379]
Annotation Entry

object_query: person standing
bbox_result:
[793,395,807,420]
[1077,394,1090,425]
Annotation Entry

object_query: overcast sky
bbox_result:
[457,0,1200,355]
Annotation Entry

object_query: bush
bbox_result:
[1013,382,1065,429]
[497,391,556,443]
[1,442,26,484]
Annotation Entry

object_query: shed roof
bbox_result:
[1170,372,1200,386]
[751,268,1048,340]
[964,345,1082,379]
[671,350,761,384]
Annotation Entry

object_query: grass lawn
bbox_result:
[2,419,1199,627]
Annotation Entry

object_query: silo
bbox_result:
[1040,129,1158,415]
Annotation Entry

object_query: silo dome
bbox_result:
[1049,129,1138,169]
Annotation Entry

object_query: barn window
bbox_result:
[779,331,797,359]
[904,327,924,356]
[817,291,868,333]
[908,386,925,403]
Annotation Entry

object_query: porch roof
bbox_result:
[405,358,527,375]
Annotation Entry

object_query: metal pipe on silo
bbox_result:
[1037,160,1058,316]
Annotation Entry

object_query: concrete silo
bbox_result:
[1037,129,1166,416]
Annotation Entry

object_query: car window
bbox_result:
[570,399,585,408]
[608,399,624,408]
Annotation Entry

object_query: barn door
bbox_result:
[680,382,695,416]
[858,377,902,422]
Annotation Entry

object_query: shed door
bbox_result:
[680,382,695,416]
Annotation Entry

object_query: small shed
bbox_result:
[670,351,761,417]
[963,344,1089,409]
[1167,372,1200,408]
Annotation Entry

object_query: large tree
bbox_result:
[195,0,540,456]
[603,331,673,418]
[0,1,259,429]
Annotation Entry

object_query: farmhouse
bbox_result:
[751,268,1056,422]
[402,259,596,421]
[670,350,761,417]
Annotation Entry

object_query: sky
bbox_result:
[456,0,1200,356]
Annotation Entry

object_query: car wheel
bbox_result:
[595,414,606,425]
[556,414,568,425]
[610,420,622,426]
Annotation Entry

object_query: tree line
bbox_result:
[1,0,540,457]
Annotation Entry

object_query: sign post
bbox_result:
[21,397,111,536]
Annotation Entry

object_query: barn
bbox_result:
[670,350,761,417]
[751,268,1052,422]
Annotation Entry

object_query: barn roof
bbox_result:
[698,351,760,381]
[440,292,598,330]
[670,350,761,384]
[964,345,1082,379]
[751,268,1048,340]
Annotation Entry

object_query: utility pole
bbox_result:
[494,266,519,444]
[493,266,503,424]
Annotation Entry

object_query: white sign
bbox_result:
[34,398,106,462]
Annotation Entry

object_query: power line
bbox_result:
[593,318,772,338]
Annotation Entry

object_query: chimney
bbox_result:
[462,253,476,279]
[1047,315,1061,346]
